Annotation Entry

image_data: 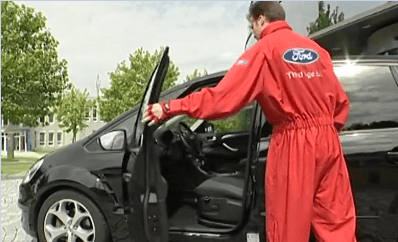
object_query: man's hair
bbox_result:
[247,1,285,22]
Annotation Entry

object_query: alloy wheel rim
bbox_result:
[43,198,95,242]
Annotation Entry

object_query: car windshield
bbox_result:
[140,64,159,118]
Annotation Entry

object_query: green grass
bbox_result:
[1,164,31,175]
[1,157,40,175]
[1,157,20,163]
[1,157,39,163]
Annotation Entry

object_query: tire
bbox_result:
[37,190,111,242]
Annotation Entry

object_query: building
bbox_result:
[1,98,106,153]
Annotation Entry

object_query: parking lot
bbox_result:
[1,178,35,242]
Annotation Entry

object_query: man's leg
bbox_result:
[265,128,317,242]
[311,127,357,242]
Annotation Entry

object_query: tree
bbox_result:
[307,1,344,35]
[54,86,94,143]
[98,47,180,122]
[185,68,208,82]
[1,1,70,127]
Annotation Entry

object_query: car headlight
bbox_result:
[22,159,43,184]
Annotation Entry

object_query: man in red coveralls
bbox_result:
[143,2,357,241]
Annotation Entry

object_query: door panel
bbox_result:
[200,106,253,165]
[221,133,250,154]
[341,128,398,241]
[125,47,170,242]
[243,102,264,218]
[202,132,250,159]
[336,64,398,241]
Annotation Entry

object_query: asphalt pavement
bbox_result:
[1,178,36,242]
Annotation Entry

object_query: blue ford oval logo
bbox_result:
[283,48,319,64]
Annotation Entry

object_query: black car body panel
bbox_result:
[335,59,398,240]
[18,137,131,240]
[18,55,398,242]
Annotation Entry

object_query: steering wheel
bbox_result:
[177,122,204,160]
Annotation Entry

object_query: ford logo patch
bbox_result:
[283,48,319,64]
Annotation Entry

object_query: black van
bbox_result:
[18,48,398,242]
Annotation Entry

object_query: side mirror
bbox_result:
[99,130,127,151]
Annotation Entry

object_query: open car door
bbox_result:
[123,47,170,242]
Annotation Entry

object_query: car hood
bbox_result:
[41,137,91,167]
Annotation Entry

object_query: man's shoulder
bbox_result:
[242,41,265,56]
[262,30,327,54]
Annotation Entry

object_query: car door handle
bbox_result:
[387,152,398,159]
[222,143,238,152]
[207,136,217,142]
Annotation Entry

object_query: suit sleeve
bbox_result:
[168,48,265,120]
[333,78,350,131]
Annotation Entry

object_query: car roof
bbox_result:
[332,55,398,64]
[91,55,396,138]
[161,70,228,96]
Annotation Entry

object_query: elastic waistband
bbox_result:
[273,116,334,133]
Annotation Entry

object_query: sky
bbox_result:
[16,1,387,97]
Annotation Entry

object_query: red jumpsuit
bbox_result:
[168,21,357,242]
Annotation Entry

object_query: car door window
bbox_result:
[85,112,137,152]
[334,65,398,131]
[178,105,253,134]
[111,112,138,139]
[208,106,253,133]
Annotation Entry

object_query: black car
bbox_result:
[18,48,398,242]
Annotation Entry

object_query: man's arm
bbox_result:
[333,78,350,132]
[169,49,266,120]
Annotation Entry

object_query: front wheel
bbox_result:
[37,190,111,242]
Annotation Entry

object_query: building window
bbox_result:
[93,106,97,121]
[85,108,90,121]
[14,132,20,151]
[39,116,44,124]
[1,132,5,151]
[48,115,54,124]
[48,132,54,146]
[57,132,62,146]
[39,132,46,146]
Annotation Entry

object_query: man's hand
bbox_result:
[142,102,171,126]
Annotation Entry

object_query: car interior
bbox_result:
[151,105,261,232]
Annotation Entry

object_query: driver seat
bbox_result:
[194,174,245,227]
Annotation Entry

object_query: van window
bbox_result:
[334,65,398,131]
